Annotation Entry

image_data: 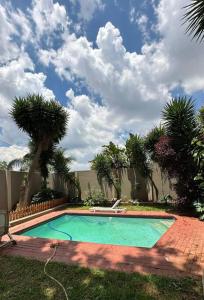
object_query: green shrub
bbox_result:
[31,188,63,204]
[83,190,109,207]
[193,201,204,220]
[160,194,172,204]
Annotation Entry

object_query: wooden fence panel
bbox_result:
[9,198,66,221]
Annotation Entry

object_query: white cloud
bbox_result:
[10,7,33,43]
[0,145,28,163]
[154,0,204,93]
[30,0,69,41]
[0,4,19,63]
[136,14,149,38]
[129,7,136,24]
[39,21,170,124]
[61,89,122,170]
[129,5,150,41]
[71,0,105,22]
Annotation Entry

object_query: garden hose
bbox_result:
[48,222,73,240]
[44,243,69,300]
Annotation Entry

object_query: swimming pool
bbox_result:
[18,214,175,248]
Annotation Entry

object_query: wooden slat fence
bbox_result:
[9,198,66,221]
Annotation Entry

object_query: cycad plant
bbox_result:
[10,94,68,205]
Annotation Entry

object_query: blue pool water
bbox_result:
[18,214,174,248]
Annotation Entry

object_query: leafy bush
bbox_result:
[194,201,204,220]
[83,190,109,207]
[160,194,172,204]
[31,188,63,204]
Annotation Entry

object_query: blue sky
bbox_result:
[0,0,203,169]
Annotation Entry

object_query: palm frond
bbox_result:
[183,0,204,42]
[7,158,25,171]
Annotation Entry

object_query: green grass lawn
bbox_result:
[0,255,202,300]
[66,203,171,212]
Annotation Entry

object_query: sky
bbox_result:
[0,0,203,170]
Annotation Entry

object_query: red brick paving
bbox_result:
[1,209,204,277]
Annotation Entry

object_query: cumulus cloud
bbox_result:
[153,0,204,94]
[39,21,170,124]
[61,89,119,170]
[39,0,204,118]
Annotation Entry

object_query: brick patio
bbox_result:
[1,209,204,277]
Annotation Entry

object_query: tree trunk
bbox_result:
[23,142,43,205]
[113,169,121,200]
[148,172,158,201]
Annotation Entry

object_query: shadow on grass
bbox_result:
[0,253,202,300]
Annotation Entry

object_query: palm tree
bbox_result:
[183,0,204,42]
[8,146,79,200]
[10,94,68,205]
[91,142,127,199]
[102,142,127,170]
[125,133,161,200]
[91,153,116,192]
[126,134,150,178]
[51,149,81,200]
